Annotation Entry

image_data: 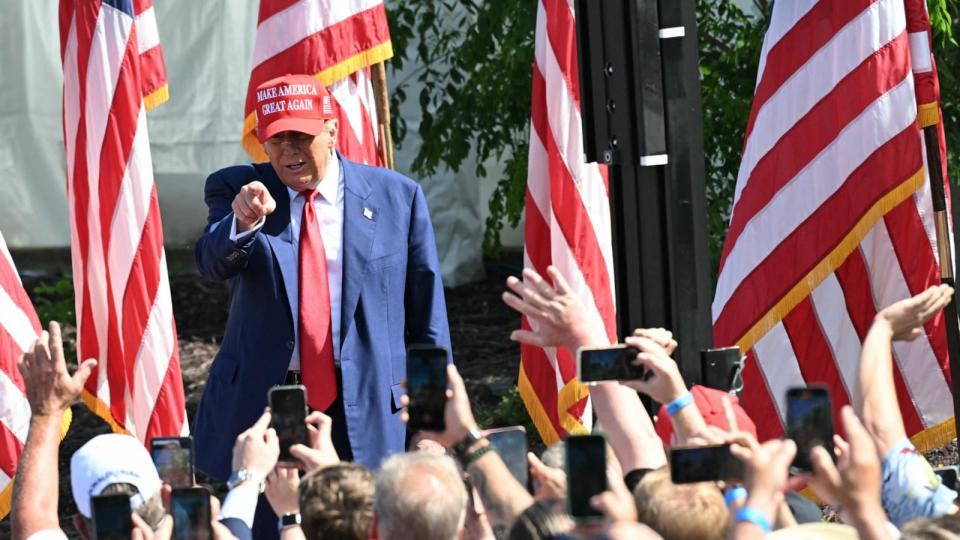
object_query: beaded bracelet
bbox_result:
[666,390,694,417]
[463,445,495,468]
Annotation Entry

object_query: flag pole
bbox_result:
[922,124,960,450]
[371,62,396,170]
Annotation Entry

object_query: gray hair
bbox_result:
[374,452,468,540]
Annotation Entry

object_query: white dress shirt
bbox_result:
[229,154,344,368]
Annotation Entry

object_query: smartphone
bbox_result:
[577,345,644,383]
[565,434,607,522]
[91,493,132,540]
[406,345,449,431]
[485,426,529,491]
[171,486,213,540]
[935,466,959,491]
[669,444,744,484]
[786,386,835,474]
[268,385,309,462]
[151,436,194,488]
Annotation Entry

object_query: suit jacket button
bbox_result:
[286,340,295,350]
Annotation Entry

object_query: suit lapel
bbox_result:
[259,164,298,326]
[340,154,377,341]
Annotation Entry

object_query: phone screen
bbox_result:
[171,487,212,540]
[406,345,448,432]
[91,493,133,540]
[269,385,308,461]
[578,346,643,383]
[566,434,607,521]
[485,427,529,490]
[786,386,835,474]
[151,437,194,488]
[669,444,744,484]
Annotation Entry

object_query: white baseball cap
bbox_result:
[70,434,162,518]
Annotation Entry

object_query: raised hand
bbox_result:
[620,336,686,404]
[502,266,607,352]
[232,181,277,232]
[289,411,340,472]
[18,321,96,418]
[875,284,953,341]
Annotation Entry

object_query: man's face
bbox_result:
[263,121,337,191]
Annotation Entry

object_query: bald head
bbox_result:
[374,452,468,540]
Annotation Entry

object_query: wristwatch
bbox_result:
[453,428,484,459]
[227,469,265,493]
[277,512,301,533]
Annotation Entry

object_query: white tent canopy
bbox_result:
[1,0,520,287]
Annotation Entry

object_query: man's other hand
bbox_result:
[875,284,953,341]
[18,321,96,418]
[232,181,276,232]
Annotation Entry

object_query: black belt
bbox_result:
[284,370,302,385]
[284,367,342,386]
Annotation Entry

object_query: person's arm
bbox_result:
[728,438,796,540]
[807,406,894,540]
[856,284,952,455]
[219,411,280,529]
[404,184,451,354]
[622,336,707,443]
[501,266,667,470]
[12,322,96,539]
[194,174,275,281]
[403,365,534,537]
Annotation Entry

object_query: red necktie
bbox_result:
[299,189,337,412]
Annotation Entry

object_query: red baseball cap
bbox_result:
[254,74,336,143]
[654,385,757,446]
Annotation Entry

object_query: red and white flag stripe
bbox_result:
[520,0,617,445]
[0,230,43,519]
[714,0,954,447]
[241,0,392,164]
[59,0,187,444]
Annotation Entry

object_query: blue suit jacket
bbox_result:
[192,154,451,479]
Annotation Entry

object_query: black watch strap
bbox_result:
[453,428,483,458]
[278,512,301,533]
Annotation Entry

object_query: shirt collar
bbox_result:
[286,153,341,202]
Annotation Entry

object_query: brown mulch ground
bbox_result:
[3,264,523,538]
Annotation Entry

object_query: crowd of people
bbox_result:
[8,267,960,539]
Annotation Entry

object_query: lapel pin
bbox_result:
[363,207,375,221]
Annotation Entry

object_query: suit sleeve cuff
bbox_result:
[229,215,265,243]
[219,484,259,529]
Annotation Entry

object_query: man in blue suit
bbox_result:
[192,74,450,489]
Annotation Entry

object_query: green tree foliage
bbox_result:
[387,0,535,256]
[387,0,960,267]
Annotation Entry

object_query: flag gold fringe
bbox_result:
[518,361,561,445]
[911,417,956,453]
[735,167,926,353]
[241,41,395,161]
[918,102,940,128]
[557,379,592,436]
[81,389,130,436]
[0,481,11,521]
[143,84,170,112]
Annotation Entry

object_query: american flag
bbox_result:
[59,0,187,444]
[0,230,43,519]
[519,0,617,445]
[241,0,393,165]
[713,0,955,449]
